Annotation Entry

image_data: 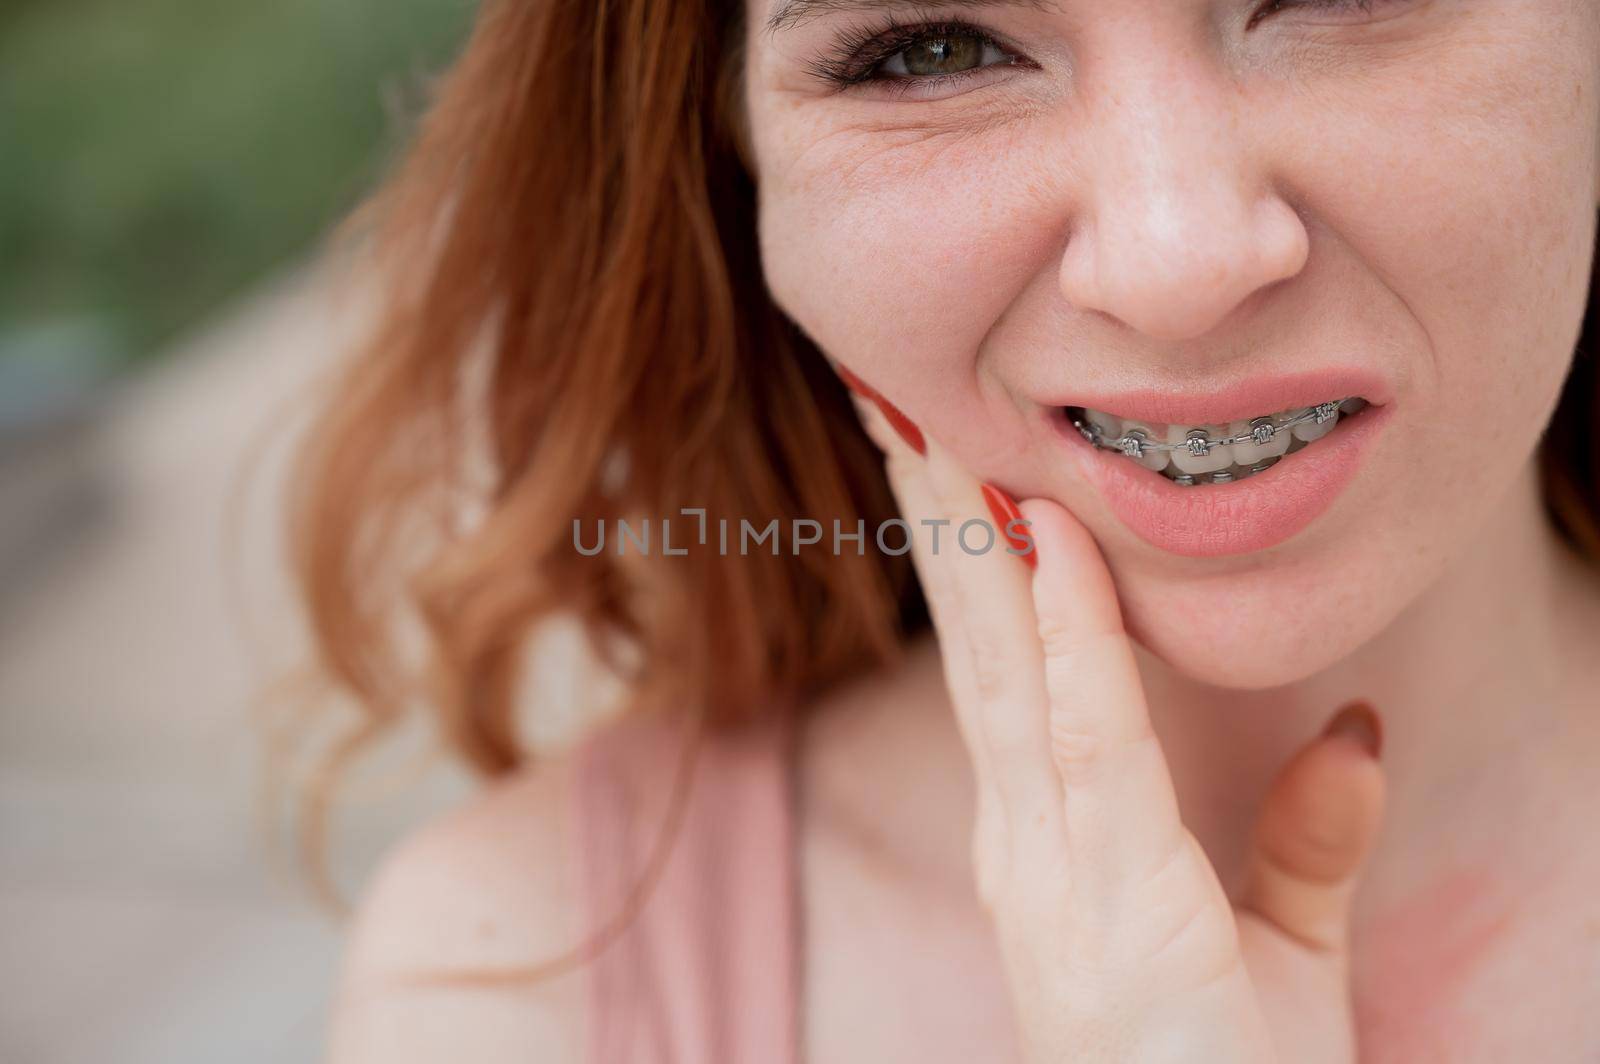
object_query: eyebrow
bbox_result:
[763,0,1060,36]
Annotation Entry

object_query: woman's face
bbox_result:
[741,0,1600,688]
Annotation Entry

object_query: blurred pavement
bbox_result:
[0,261,477,1064]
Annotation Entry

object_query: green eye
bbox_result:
[880,32,1008,79]
[891,35,988,77]
[807,19,1024,91]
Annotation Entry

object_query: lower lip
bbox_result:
[1053,402,1395,557]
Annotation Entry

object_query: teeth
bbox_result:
[1291,404,1340,442]
[1166,423,1233,474]
[1121,419,1170,472]
[1069,397,1370,485]
[1227,415,1292,465]
[1084,408,1122,440]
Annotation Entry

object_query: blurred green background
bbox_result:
[0,0,472,369]
[0,5,482,1062]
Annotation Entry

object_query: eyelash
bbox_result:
[804,17,1018,93]
[807,0,1391,94]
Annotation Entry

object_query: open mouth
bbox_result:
[1059,397,1373,486]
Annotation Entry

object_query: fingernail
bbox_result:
[834,363,926,457]
[1322,699,1383,759]
[835,363,877,402]
[875,395,927,456]
[981,483,1037,570]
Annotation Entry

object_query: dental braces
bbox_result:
[1069,398,1356,458]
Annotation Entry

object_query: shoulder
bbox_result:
[325,747,591,1064]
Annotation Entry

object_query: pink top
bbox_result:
[569,707,803,1063]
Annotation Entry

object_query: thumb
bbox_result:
[1239,699,1387,957]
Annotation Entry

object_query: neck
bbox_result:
[1142,457,1600,900]
[809,457,1600,923]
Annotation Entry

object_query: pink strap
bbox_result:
[570,708,801,1064]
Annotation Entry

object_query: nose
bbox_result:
[1056,48,1309,343]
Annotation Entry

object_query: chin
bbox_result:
[1107,547,1415,692]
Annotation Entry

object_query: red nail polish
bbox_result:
[835,363,878,402]
[981,483,1037,569]
[1322,700,1383,759]
[875,395,927,456]
[834,364,927,456]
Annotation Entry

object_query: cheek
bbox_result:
[1301,12,1599,573]
[1316,13,1598,443]
[747,4,1599,683]
[753,115,1054,458]
[1116,17,1600,684]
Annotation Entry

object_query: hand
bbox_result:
[842,375,1387,1063]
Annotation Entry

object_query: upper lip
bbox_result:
[1048,367,1394,427]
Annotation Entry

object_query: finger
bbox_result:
[842,381,1066,881]
[841,391,969,701]
[916,440,1066,864]
[1238,700,1386,955]
[836,363,925,456]
[1019,494,1189,902]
